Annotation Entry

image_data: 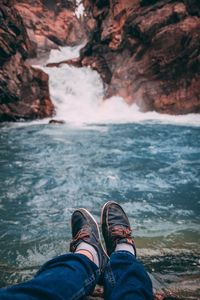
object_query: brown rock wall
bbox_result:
[14,0,86,55]
[0,2,54,121]
[81,0,200,114]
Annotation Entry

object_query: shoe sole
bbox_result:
[77,207,108,258]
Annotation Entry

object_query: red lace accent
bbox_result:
[73,226,90,243]
[111,226,132,238]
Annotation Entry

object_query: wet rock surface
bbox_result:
[14,0,86,55]
[0,1,54,121]
[81,0,200,114]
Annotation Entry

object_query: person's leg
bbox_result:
[0,253,99,300]
[101,201,153,300]
[104,251,153,300]
[0,208,107,300]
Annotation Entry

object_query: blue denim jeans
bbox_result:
[0,251,153,300]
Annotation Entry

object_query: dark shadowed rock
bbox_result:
[46,57,82,68]
[81,0,200,114]
[0,2,54,122]
[49,119,65,124]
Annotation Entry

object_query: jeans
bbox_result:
[0,251,153,300]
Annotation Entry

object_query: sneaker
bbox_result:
[101,201,136,256]
[70,208,108,272]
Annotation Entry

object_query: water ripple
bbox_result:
[0,122,199,287]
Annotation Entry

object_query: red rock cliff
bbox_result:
[81,0,200,114]
[14,0,86,55]
[0,1,54,121]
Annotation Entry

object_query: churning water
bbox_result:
[0,46,200,294]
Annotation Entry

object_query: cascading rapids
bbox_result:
[41,46,200,126]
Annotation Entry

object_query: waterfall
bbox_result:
[40,46,200,126]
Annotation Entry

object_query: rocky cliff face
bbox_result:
[14,0,86,55]
[1,0,200,121]
[81,0,200,114]
[0,1,54,121]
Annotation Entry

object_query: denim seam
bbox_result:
[71,273,97,300]
[71,286,85,300]
[105,264,116,289]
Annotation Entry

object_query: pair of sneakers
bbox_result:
[70,201,136,272]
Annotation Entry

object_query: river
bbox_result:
[0,46,200,296]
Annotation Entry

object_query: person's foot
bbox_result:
[101,201,136,256]
[70,208,108,271]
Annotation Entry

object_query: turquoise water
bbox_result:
[0,121,200,288]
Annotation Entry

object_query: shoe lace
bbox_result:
[73,226,90,242]
[111,225,132,238]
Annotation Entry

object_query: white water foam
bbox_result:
[46,45,83,64]
[41,46,200,126]
[75,0,84,18]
